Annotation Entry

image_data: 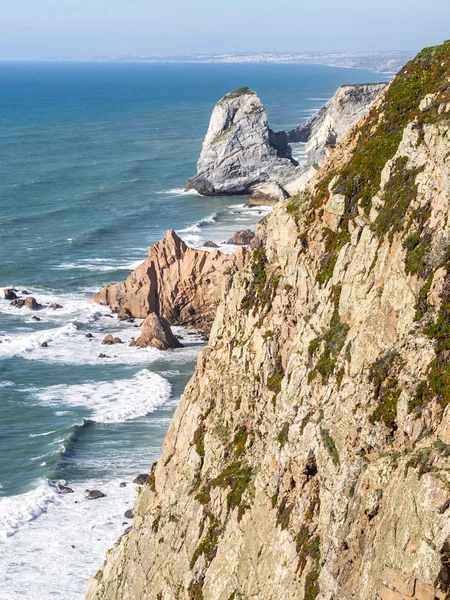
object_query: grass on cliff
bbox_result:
[241,249,280,319]
[368,351,404,429]
[220,87,256,102]
[286,41,450,288]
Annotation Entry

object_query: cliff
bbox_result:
[92,229,248,332]
[287,83,387,164]
[185,87,298,195]
[87,42,450,600]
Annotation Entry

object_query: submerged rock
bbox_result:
[135,313,182,350]
[186,87,297,195]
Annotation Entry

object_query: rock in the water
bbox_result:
[186,87,297,195]
[135,313,182,350]
[41,342,48,348]
[32,316,41,321]
[249,181,290,205]
[203,240,219,248]
[119,482,127,488]
[21,290,29,294]
[286,83,387,164]
[4,288,17,300]
[92,230,248,332]
[133,474,148,485]
[49,303,63,310]
[85,333,93,339]
[85,490,106,500]
[129,338,136,347]
[124,509,134,519]
[98,353,110,359]
[57,484,74,494]
[10,297,41,310]
[117,307,133,321]
[102,334,122,345]
[227,229,255,246]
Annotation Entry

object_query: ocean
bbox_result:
[0,61,389,599]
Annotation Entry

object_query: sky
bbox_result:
[0,0,448,60]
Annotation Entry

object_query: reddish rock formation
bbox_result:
[92,230,248,332]
[135,313,182,350]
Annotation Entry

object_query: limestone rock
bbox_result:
[135,313,182,350]
[91,229,248,332]
[227,229,255,246]
[287,82,387,164]
[186,87,297,195]
[249,181,289,205]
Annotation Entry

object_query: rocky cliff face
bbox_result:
[87,43,450,600]
[287,83,387,164]
[92,230,248,332]
[186,87,298,196]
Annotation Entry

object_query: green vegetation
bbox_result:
[372,157,424,242]
[414,272,434,320]
[152,514,161,533]
[309,287,349,383]
[221,87,256,101]
[190,515,222,569]
[296,527,321,575]
[194,422,206,458]
[411,264,450,413]
[277,422,290,447]
[320,429,340,466]
[316,227,351,286]
[146,461,157,491]
[276,496,294,530]
[267,356,285,396]
[233,426,248,458]
[406,447,432,478]
[212,461,253,512]
[188,579,204,600]
[241,249,281,319]
[368,351,404,429]
[304,567,320,600]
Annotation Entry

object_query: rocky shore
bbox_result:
[87,42,450,600]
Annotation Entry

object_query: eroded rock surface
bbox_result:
[87,44,450,600]
[135,313,182,350]
[92,230,248,332]
[186,87,297,195]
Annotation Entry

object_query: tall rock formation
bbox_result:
[92,230,248,332]
[87,43,450,600]
[186,87,298,196]
[287,82,387,163]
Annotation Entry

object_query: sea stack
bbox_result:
[186,87,297,196]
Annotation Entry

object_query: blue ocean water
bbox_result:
[0,61,389,599]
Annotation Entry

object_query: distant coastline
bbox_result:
[38,50,414,73]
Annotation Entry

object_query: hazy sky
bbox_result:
[0,0,448,59]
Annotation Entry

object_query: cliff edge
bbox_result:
[88,42,450,600]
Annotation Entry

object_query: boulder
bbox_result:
[135,313,183,351]
[119,482,127,488]
[4,288,17,300]
[133,474,148,485]
[102,334,122,345]
[57,484,74,494]
[98,353,110,359]
[49,303,63,310]
[32,316,41,321]
[249,181,290,205]
[10,297,41,310]
[124,509,134,519]
[41,342,48,348]
[85,490,106,500]
[203,241,219,248]
[227,229,255,246]
[186,87,297,195]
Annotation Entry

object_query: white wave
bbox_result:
[33,369,172,423]
[158,187,200,196]
[0,480,61,541]
[0,381,14,388]
[29,430,57,438]
[0,476,141,599]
